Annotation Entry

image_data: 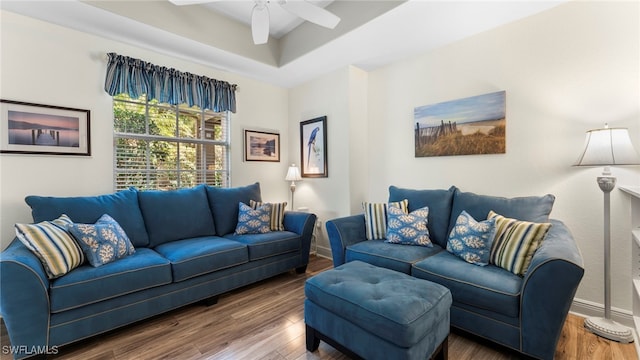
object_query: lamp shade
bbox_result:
[285,164,302,181]
[574,126,640,166]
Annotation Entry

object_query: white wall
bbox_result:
[0,10,291,250]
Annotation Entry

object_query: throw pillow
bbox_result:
[235,202,272,235]
[15,214,85,279]
[362,199,409,240]
[385,205,432,247]
[446,211,496,266]
[488,210,551,276]
[250,200,287,231]
[68,214,136,267]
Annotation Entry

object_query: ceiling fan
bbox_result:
[168,0,341,45]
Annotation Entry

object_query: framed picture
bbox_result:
[300,116,327,178]
[0,99,91,156]
[244,129,280,162]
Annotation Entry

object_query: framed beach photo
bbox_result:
[244,129,280,162]
[300,116,327,178]
[0,100,91,156]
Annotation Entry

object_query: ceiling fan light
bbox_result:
[251,3,270,44]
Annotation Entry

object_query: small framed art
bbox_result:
[300,116,327,178]
[244,129,280,162]
[0,99,91,156]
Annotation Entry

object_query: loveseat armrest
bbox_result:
[0,239,52,359]
[520,219,584,360]
[284,211,318,267]
[325,214,367,267]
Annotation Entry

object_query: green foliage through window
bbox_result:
[113,94,229,191]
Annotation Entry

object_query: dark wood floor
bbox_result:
[0,255,636,359]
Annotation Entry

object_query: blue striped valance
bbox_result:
[104,53,237,113]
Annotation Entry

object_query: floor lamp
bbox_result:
[574,124,640,343]
[285,164,302,211]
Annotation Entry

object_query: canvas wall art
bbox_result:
[414,91,506,157]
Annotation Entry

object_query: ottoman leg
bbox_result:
[431,336,448,360]
[305,324,321,351]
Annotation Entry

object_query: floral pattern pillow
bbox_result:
[385,205,432,247]
[447,211,496,266]
[68,214,135,267]
[235,202,272,235]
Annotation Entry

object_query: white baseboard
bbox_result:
[315,245,332,260]
[570,297,634,328]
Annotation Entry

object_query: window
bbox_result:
[113,94,230,191]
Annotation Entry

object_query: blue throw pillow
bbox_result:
[385,206,432,247]
[68,214,136,267]
[235,202,272,235]
[207,183,262,236]
[446,211,496,266]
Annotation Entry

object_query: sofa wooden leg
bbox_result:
[305,324,320,351]
[201,296,219,306]
[296,265,307,274]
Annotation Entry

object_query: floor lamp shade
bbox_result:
[574,125,639,343]
[285,164,302,210]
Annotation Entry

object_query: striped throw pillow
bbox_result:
[362,199,409,240]
[250,200,287,231]
[488,210,551,276]
[15,214,85,279]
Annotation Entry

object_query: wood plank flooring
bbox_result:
[0,255,636,360]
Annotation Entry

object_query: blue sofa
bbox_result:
[0,182,316,359]
[326,186,584,360]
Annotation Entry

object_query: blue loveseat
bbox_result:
[0,182,316,359]
[326,186,584,360]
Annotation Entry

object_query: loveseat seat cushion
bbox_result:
[25,188,149,247]
[138,185,216,247]
[345,240,443,274]
[224,231,301,261]
[49,248,171,313]
[411,251,522,318]
[388,186,455,248]
[206,182,262,236]
[154,236,248,282]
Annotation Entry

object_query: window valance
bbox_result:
[104,52,237,113]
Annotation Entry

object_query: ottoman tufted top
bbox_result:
[305,260,451,348]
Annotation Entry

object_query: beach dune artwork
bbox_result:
[414,91,506,157]
[8,110,80,147]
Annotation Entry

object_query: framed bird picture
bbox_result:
[300,116,327,178]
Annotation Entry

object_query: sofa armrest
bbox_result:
[284,211,317,266]
[520,219,584,360]
[0,239,51,359]
[325,214,367,267]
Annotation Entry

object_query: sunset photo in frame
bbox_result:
[244,129,280,162]
[1,99,91,156]
[300,116,327,178]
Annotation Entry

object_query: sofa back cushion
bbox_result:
[206,182,262,236]
[449,188,555,238]
[388,186,455,247]
[138,184,215,247]
[25,188,150,247]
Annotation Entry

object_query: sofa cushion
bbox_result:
[15,214,84,279]
[412,251,522,318]
[385,206,432,247]
[224,231,301,261]
[138,184,215,247]
[154,236,248,282]
[449,188,555,237]
[346,240,443,274]
[250,200,287,231]
[446,211,496,266]
[489,211,551,276]
[207,183,262,236]
[388,186,455,248]
[49,248,171,313]
[235,202,272,234]
[25,188,149,247]
[68,214,136,267]
[362,199,408,240]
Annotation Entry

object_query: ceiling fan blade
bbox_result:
[168,0,218,5]
[279,0,340,29]
[251,3,270,45]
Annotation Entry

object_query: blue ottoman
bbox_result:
[305,260,451,360]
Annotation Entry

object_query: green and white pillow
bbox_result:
[235,202,272,235]
[385,205,432,247]
[68,214,136,267]
[15,214,85,279]
[488,210,551,276]
[362,199,409,240]
[250,200,287,231]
